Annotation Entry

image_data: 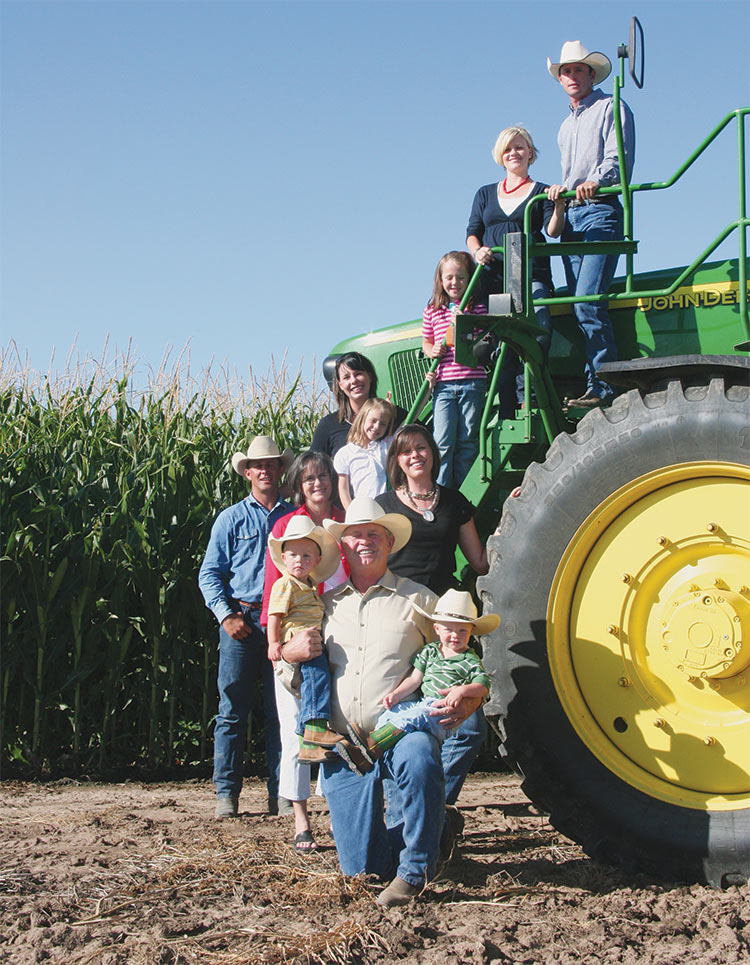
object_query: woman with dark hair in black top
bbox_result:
[311,352,409,460]
[375,424,487,595]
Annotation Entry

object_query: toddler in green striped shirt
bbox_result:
[336,589,499,775]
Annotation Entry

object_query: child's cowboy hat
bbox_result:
[231,435,294,476]
[323,496,411,553]
[416,589,500,636]
[268,515,341,583]
[547,40,612,86]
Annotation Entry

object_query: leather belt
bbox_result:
[238,600,261,610]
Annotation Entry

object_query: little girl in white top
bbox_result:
[333,398,395,508]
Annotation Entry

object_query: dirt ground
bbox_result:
[2,773,748,965]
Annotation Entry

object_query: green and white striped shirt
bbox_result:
[413,642,490,697]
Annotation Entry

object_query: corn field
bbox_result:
[1,344,328,774]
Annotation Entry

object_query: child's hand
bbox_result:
[382,691,396,710]
[268,643,283,663]
[442,686,464,709]
[425,371,437,390]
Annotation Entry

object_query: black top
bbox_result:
[311,405,410,460]
[375,487,474,594]
[466,180,554,287]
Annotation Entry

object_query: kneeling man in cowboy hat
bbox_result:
[279,497,489,907]
[199,435,293,818]
[546,40,636,409]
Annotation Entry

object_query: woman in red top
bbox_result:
[260,450,348,852]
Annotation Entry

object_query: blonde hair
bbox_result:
[491,126,538,167]
[347,397,395,448]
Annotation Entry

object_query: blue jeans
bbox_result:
[295,652,331,736]
[382,705,486,852]
[562,202,622,399]
[432,378,486,489]
[441,707,487,806]
[321,731,446,886]
[213,607,281,799]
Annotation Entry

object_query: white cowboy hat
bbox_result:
[231,435,294,476]
[267,515,341,584]
[323,496,411,554]
[547,40,612,86]
[415,589,500,637]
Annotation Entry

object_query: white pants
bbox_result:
[274,674,311,802]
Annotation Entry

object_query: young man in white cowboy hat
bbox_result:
[546,40,636,408]
[279,498,488,907]
[199,435,293,819]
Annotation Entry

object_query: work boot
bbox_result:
[376,876,421,907]
[298,742,338,764]
[346,722,383,764]
[215,794,238,819]
[302,724,346,748]
[336,739,374,775]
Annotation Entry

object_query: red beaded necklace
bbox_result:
[501,176,531,194]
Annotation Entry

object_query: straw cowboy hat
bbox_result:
[547,40,612,86]
[267,515,341,584]
[416,589,500,637]
[231,435,294,476]
[323,496,412,553]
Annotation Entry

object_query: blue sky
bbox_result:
[2,0,748,392]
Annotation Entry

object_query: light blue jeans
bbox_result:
[562,202,622,400]
[432,378,486,489]
[376,697,450,742]
[321,731,446,885]
[213,607,281,799]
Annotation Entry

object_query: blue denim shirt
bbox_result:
[198,494,292,625]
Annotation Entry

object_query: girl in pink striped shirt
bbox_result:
[422,251,488,489]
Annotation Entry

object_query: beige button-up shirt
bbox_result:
[322,570,438,733]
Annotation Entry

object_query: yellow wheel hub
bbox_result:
[548,462,750,811]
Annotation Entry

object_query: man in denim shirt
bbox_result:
[546,40,636,407]
[199,435,292,818]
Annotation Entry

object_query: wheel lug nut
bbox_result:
[654,718,666,729]
[706,522,718,533]
[657,535,667,546]
[617,677,629,687]
[704,736,716,746]
[608,625,619,636]
[621,573,632,584]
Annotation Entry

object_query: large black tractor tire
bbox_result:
[478,377,750,886]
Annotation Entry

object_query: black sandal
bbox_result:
[294,830,318,853]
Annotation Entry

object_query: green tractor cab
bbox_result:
[321,19,749,887]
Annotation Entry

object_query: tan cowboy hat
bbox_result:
[547,40,612,86]
[268,515,341,584]
[231,435,294,476]
[415,589,500,637]
[323,496,411,553]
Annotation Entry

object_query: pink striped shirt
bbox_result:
[422,302,488,382]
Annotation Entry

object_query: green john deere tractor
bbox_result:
[321,20,749,887]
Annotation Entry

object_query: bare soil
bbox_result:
[2,773,748,964]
